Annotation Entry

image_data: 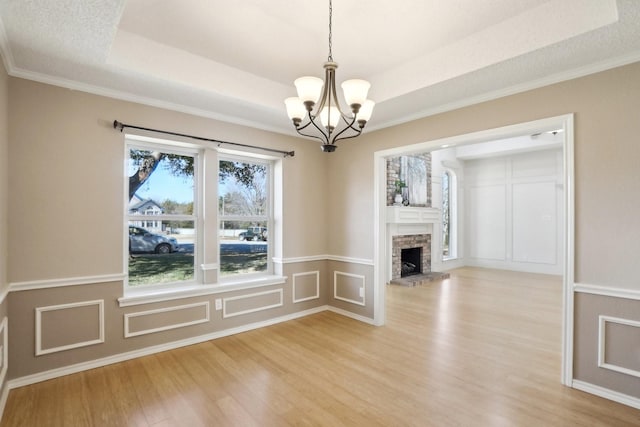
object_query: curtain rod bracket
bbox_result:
[112,120,295,158]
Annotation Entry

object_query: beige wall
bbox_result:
[331,62,640,290]
[4,77,345,380]
[7,78,330,282]
[0,58,8,408]
[328,62,640,399]
[3,61,640,404]
[0,56,8,294]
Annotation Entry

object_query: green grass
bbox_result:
[128,253,195,286]
[219,252,267,276]
[128,251,267,286]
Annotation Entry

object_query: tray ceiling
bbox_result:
[1,0,639,136]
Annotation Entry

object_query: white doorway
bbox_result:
[372,114,574,385]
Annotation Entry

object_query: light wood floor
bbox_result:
[3,267,640,426]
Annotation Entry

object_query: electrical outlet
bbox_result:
[215,298,222,311]
[359,287,364,298]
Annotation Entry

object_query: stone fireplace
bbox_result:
[391,234,431,280]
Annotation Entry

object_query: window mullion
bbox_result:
[219,215,268,222]
[129,214,195,222]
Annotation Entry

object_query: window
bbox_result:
[218,156,271,278]
[126,143,197,288]
[442,170,457,259]
[123,136,281,301]
[442,171,450,257]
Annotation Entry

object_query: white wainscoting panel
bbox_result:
[598,315,640,379]
[512,181,557,264]
[292,271,320,303]
[223,289,283,318]
[124,302,210,338]
[334,271,365,306]
[467,184,507,261]
[35,300,104,356]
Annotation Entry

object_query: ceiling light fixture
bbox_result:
[284,0,375,153]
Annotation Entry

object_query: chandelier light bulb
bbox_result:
[358,99,375,123]
[284,97,306,121]
[294,76,324,106]
[341,79,371,111]
[320,106,340,129]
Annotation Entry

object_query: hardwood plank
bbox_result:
[2,268,640,426]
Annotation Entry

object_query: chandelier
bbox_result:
[284,0,375,152]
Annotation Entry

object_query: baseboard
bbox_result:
[327,306,376,325]
[572,380,640,410]
[7,305,329,390]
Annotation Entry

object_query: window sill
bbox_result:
[118,275,288,307]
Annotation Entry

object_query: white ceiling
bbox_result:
[0,0,639,137]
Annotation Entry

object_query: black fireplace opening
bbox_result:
[401,247,422,277]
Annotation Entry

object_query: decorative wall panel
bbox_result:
[35,300,104,356]
[223,289,283,318]
[334,271,365,306]
[293,271,320,303]
[125,302,210,338]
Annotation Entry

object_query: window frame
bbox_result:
[441,169,458,260]
[119,135,284,307]
[217,152,274,281]
[124,137,202,292]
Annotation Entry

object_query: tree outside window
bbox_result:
[219,158,271,277]
[442,171,451,257]
[126,146,196,287]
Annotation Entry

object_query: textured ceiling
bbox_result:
[0,0,639,136]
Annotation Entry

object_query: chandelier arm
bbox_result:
[314,64,332,114]
[333,132,364,145]
[340,112,359,127]
[308,114,331,144]
[331,115,362,142]
[295,128,330,145]
[328,69,344,113]
[298,110,332,144]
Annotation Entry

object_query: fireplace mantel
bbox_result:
[386,206,441,224]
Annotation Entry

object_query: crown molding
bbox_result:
[368,51,640,132]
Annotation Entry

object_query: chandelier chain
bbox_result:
[328,0,333,61]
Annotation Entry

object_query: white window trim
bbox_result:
[218,152,275,280]
[121,135,283,304]
[118,274,288,307]
[124,137,201,293]
[442,168,458,261]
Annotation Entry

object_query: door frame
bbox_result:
[372,114,575,385]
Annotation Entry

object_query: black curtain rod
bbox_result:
[113,120,295,158]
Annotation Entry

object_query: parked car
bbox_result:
[239,226,267,241]
[129,226,179,254]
